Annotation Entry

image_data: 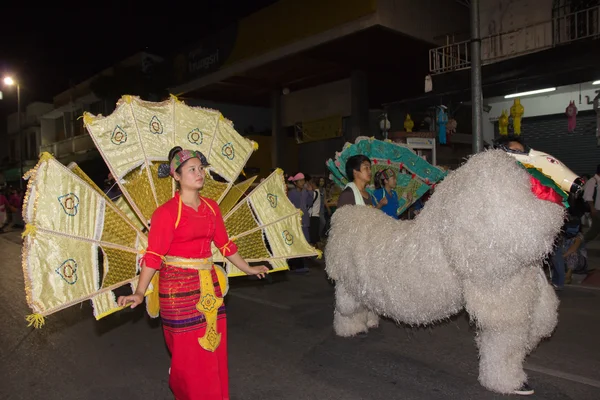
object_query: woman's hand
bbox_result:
[378,196,388,207]
[226,253,270,279]
[247,265,269,279]
[117,292,144,309]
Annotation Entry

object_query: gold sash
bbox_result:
[163,256,227,352]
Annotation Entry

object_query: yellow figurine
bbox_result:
[498,110,509,136]
[404,114,414,132]
[510,98,524,135]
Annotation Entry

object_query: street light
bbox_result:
[3,76,22,189]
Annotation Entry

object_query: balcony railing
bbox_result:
[39,134,96,159]
[429,4,600,74]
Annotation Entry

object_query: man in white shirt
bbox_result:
[308,177,321,246]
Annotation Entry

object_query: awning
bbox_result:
[172,25,433,109]
[384,39,600,108]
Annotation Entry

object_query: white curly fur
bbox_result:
[325,149,563,394]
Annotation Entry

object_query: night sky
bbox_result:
[0,0,278,124]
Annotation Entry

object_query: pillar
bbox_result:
[271,89,282,169]
[349,70,369,143]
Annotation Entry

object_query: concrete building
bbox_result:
[168,0,471,175]
[37,52,164,183]
[419,0,600,173]
[1,102,54,185]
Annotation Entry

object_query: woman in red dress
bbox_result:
[117,146,269,400]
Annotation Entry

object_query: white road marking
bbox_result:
[525,363,600,388]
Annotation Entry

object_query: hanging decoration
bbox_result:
[379,113,391,139]
[498,110,509,136]
[404,114,414,132]
[510,98,524,135]
[587,91,600,146]
[437,106,448,144]
[565,100,578,133]
[446,119,457,143]
[424,75,433,93]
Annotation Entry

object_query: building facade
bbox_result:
[167,0,471,175]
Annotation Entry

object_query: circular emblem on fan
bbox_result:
[111,126,127,145]
[58,193,80,216]
[149,116,164,134]
[282,230,294,245]
[188,128,203,145]
[267,193,278,208]
[221,142,235,160]
[56,259,78,285]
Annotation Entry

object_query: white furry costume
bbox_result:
[325,149,564,394]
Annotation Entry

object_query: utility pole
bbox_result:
[17,83,23,189]
[470,0,484,153]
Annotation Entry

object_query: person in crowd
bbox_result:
[336,155,381,208]
[287,172,313,272]
[307,176,324,247]
[563,164,600,261]
[372,168,400,219]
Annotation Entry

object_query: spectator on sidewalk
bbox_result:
[8,188,24,229]
[564,164,600,259]
[551,211,588,289]
[0,191,12,231]
[317,177,332,239]
[307,176,324,247]
[287,172,313,272]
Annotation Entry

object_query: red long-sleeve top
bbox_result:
[142,192,238,270]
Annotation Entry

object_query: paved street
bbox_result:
[1,229,599,400]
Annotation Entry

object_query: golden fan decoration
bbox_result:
[21,95,319,328]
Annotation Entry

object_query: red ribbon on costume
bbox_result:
[529,176,565,206]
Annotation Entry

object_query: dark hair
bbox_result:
[345,154,371,182]
[168,146,183,174]
[493,135,527,149]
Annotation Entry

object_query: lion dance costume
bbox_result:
[325,137,582,395]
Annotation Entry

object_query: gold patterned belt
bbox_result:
[163,255,223,352]
[164,256,213,270]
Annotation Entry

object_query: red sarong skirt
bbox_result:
[159,266,229,400]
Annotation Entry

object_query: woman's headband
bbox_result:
[157,149,210,178]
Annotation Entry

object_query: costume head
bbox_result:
[493,136,583,196]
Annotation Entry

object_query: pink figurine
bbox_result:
[565,101,578,133]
